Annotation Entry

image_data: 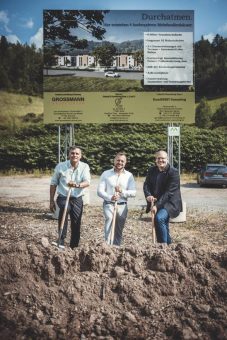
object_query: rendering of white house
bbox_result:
[56,54,142,70]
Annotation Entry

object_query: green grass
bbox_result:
[195,95,227,111]
[0,91,43,116]
[44,76,142,92]
[207,97,227,112]
[0,91,43,131]
[0,168,52,177]
[180,172,197,182]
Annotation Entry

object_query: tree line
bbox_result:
[196,98,227,129]
[195,34,227,99]
[0,36,43,95]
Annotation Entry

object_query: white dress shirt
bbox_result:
[97,168,136,203]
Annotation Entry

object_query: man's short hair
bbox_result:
[115,152,127,161]
[155,150,168,157]
[68,146,82,154]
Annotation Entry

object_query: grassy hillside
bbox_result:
[0,91,43,131]
[44,76,142,92]
[0,91,43,116]
[207,96,227,113]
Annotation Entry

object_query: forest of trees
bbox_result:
[195,34,227,99]
[0,36,43,95]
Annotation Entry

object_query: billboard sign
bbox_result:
[43,10,194,124]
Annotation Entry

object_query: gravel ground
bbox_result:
[0,175,227,212]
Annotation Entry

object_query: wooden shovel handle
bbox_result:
[58,188,72,241]
[151,201,156,244]
[109,201,118,245]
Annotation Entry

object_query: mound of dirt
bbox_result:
[0,200,227,339]
[0,238,226,339]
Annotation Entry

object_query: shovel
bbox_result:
[52,187,72,249]
[108,201,118,245]
[108,180,120,246]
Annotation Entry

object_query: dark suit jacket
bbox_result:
[143,164,182,218]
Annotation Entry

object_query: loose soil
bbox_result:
[0,199,227,339]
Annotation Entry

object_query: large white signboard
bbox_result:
[144,32,193,85]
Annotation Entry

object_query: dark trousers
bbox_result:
[57,195,83,248]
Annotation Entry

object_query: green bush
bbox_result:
[1,123,227,174]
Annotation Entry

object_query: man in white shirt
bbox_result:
[97,152,136,246]
[50,146,90,249]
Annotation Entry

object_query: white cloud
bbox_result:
[0,10,11,33]
[29,27,43,48]
[6,34,21,44]
[203,33,215,43]
[104,35,117,42]
[23,18,34,29]
[0,10,9,25]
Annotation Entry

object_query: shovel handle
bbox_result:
[58,188,72,241]
[151,212,156,244]
[151,201,156,244]
[108,201,118,245]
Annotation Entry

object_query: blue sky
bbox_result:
[0,0,227,48]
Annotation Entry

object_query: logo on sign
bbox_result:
[168,127,180,136]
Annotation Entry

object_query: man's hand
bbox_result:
[146,195,156,203]
[111,193,120,201]
[68,181,79,188]
[68,181,75,188]
[50,200,56,212]
[115,185,122,193]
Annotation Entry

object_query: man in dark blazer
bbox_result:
[143,150,182,244]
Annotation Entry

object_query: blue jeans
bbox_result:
[154,208,171,244]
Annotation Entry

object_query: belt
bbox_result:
[105,201,127,205]
[58,195,82,200]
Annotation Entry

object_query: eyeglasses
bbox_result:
[156,157,167,160]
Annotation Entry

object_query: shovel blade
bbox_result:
[51,241,65,250]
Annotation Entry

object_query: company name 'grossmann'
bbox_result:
[52,96,84,102]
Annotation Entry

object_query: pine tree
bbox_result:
[195,97,212,128]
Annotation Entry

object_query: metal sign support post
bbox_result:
[167,124,186,223]
[58,124,75,162]
[168,123,173,167]
[167,124,181,174]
